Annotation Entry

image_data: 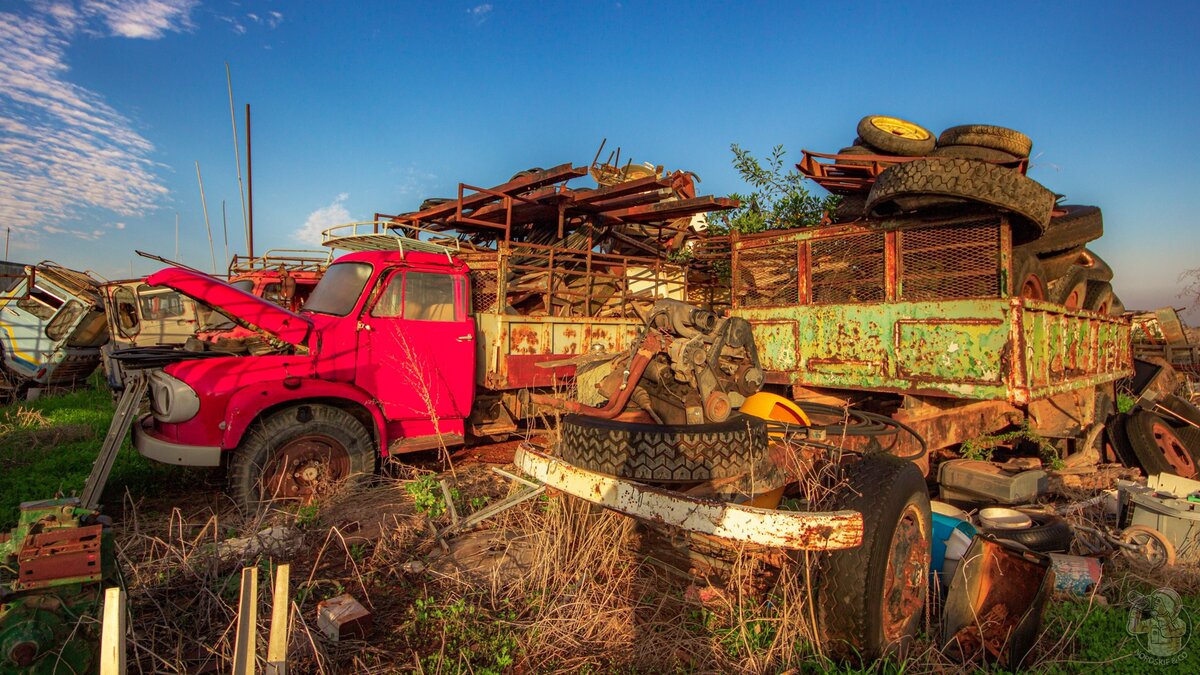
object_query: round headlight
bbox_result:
[148,370,200,423]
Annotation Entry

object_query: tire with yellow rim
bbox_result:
[856,115,936,156]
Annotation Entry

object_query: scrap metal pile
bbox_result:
[325,154,736,319]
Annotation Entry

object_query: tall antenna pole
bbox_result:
[195,161,217,274]
[222,200,230,268]
[4,227,9,260]
[174,212,180,261]
[245,103,254,257]
[225,63,249,245]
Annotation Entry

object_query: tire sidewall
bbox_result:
[228,404,375,511]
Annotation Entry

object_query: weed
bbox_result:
[295,504,320,527]
[959,420,1065,470]
[410,594,519,674]
[350,542,367,563]
[406,474,447,517]
[1117,391,1136,414]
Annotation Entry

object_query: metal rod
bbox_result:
[195,161,217,274]
[226,63,249,244]
[174,213,179,261]
[222,200,230,270]
[246,103,255,257]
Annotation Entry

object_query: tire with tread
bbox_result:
[1124,409,1200,478]
[1035,246,1086,282]
[1024,205,1104,255]
[980,511,1074,552]
[228,404,375,512]
[1083,280,1115,314]
[1108,413,1141,468]
[1078,248,1113,282]
[1158,394,1200,428]
[1048,266,1089,309]
[930,144,1021,162]
[559,413,768,482]
[817,454,931,663]
[1011,251,1048,300]
[856,115,936,156]
[938,124,1033,158]
[866,158,1054,241]
[833,193,869,222]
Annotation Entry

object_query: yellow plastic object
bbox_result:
[867,115,932,140]
[739,392,810,511]
[740,392,810,434]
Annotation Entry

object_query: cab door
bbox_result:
[356,269,476,423]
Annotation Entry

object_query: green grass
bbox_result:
[0,375,188,529]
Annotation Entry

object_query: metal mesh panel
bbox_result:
[470,269,499,313]
[899,221,1000,301]
[736,243,800,307]
[810,232,886,304]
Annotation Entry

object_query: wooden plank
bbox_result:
[232,567,258,675]
[266,564,290,675]
[100,586,126,675]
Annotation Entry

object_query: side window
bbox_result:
[137,284,185,320]
[16,287,62,320]
[112,286,140,337]
[405,272,458,322]
[45,300,84,341]
[371,272,405,318]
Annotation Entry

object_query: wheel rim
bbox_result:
[882,503,930,644]
[1020,274,1046,301]
[1121,528,1173,568]
[1150,421,1197,477]
[869,116,930,141]
[1063,283,1085,310]
[260,434,352,503]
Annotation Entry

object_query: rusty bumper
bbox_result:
[514,445,863,551]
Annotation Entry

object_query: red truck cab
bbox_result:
[133,249,477,508]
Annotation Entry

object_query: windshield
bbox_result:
[302,262,372,316]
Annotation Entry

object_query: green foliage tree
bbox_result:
[708,144,841,235]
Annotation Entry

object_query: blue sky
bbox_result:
[2,0,1199,316]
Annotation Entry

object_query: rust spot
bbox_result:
[563,327,577,338]
[511,326,540,355]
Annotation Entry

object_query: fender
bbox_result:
[222,379,389,454]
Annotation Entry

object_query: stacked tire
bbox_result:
[831,115,1124,315]
[1109,396,1200,479]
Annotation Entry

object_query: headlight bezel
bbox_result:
[148,369,201,423]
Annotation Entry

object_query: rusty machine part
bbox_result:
[532,299,763,425]
[1,498,117,674]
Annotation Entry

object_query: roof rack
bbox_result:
[320,221,458,260]
[227,249,333,275]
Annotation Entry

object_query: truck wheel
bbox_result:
[1035,246,1085,282]
[1124,409,1200,478]
[1082,281,1115,314]
[856,115,936,156]
[228,404,376,511]
[1048,266,1088,310]
[1011,252,1047,300]
[866,158,1055,241]
[558,413,769,482]
[818,454,931,663]
[937,124,1033,158]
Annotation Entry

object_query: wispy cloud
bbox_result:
[0,1,195,238]
[296,193,351,245]
[82,0,197,39]
[467,3,492,24]
[221,8,284,35]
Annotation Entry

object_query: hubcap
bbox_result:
[869,116,930,141]
[1150,422,1197,477]
[882,504,930,644]
[260,435,351,504]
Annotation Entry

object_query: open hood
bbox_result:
[146,267,312,346]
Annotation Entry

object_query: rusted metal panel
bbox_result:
[515,445,864,551]
[474,314,642,390]
[737,298,1131,402]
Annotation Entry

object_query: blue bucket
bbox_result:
[932,512,977,591]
